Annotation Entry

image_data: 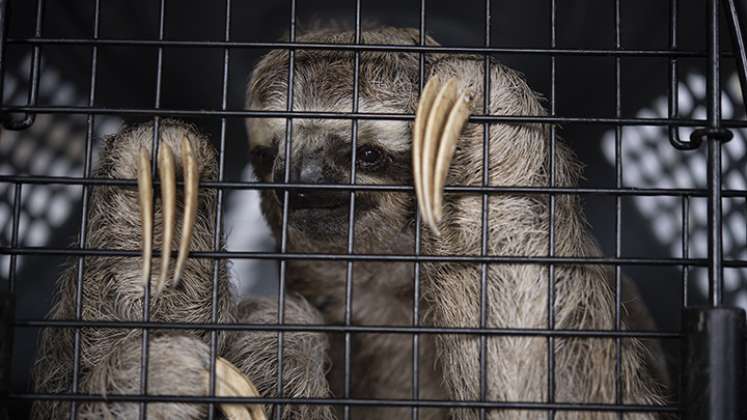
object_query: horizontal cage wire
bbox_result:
[0,0,745,419]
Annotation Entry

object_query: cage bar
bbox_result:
[0,291,13,420]
[682,307,745,419]
[681,1,747,419]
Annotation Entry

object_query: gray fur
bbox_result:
[32,120,337,419]
[79,335,217,420]
[246,27,670,419]
[31,121,236,419]
[225,296,335,420]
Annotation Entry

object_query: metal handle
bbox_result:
[682,307,746,420]
[0,292,14,420]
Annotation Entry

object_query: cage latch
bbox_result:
[690,127,734,145]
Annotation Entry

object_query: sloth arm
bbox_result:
[417,56,668,419]
[224,295,336,420]
[31,120,237,420]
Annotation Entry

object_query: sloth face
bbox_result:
[247,116,414,251]
[245,29,425,252]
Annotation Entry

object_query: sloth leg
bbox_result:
[76,125,263,420]
[224,295,336,420]
[77,334,264,420]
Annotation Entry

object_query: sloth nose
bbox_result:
[274,155,348,209]
[297,159,324,184]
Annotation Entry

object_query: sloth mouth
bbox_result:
[283,195,376,237]
[292,205,347,218]
[287,207,349,240]
[273,190,376,214]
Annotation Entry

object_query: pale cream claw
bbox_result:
[432,93,471,223]
[137,148,154,288]
[412,78,471,234]
[413,78,441,229]
[173,137,199,288]
[421,79,458,234]
[214,357,267,420]
[156,143,176,296]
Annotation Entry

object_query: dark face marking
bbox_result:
[249,141,278,181]
[261,134,387,241]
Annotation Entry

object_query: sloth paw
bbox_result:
[86,120,224,303]
[79,335,266,420]
[136,130,199,298]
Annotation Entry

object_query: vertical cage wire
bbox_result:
[68,0,100,417]
[274,1,297,418]
[613,0,624,417]
[412,2,427,419]
[546,0,557,418]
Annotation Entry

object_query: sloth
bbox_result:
[31,121,332,420]
[30,26,669,420]
[245,26,670,419]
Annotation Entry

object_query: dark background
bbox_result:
[2,1,743,418]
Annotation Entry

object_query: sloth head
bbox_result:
[246,26,553,254]
[245,27,431,252]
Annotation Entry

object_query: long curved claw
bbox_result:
[413,78,471,235]
[137,148,154,288]
[156,143,176,297]
[433,93,471,223]
[173,137,199,288]
[213,357,267,420]
[421,79,458,235]
[413,78,441,230]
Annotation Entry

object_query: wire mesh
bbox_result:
[0,0,745,418]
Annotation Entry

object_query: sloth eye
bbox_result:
[250,142,278,178]
[253,144,277,163]
[357,145,385,169]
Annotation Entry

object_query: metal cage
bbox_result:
[1,0,747,419]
